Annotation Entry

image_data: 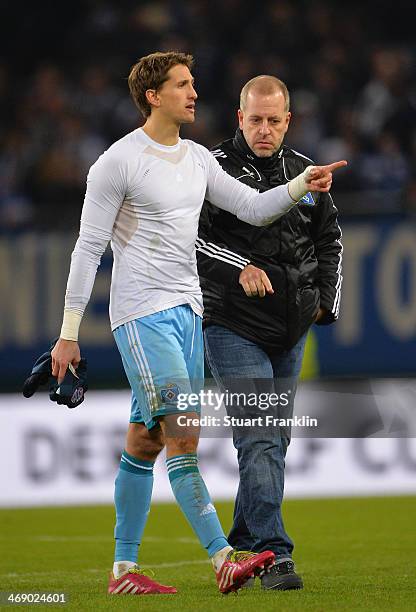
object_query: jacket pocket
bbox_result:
[298,285,320,331]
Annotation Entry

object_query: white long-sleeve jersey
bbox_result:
[64,127,299,331]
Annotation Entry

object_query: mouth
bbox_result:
[186,104,195,112]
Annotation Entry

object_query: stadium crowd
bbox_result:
[1,0,415,230]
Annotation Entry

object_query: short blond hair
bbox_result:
[240,75,290,112]
[128,51,194,118]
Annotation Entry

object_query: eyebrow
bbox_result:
[178,77,195,85]
[248,114,280,119]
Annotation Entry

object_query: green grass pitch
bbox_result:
[1,496,415,611]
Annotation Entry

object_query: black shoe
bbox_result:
[241,576,255,589]
[261,560,303,590]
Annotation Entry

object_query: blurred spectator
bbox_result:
[355,48,408,141]
[0,130,34,232]
[74,66,122,136]
[0,0,414,228]
[285,89,323,160]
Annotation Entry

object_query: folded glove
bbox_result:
[23,338,88,408]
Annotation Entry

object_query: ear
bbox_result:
[285,111,292,131]
[145,89,160,110]
[237,109,244,130]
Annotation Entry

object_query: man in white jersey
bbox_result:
[51,51,346,595]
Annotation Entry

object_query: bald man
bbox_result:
[196,76,343,590]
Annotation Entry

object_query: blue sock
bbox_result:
[166,453,229,557]
[114,450,154,562]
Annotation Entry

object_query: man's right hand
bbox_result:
[51,338,81,384]
[239,264,274,298]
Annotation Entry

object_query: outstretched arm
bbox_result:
[205,155,347,226]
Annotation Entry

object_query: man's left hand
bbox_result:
[315,307,327,322]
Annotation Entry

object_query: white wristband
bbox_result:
[60,309,82,341]
[287,165,315,202]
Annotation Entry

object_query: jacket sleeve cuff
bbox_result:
[315,299,338,325]
[315,310,337,325]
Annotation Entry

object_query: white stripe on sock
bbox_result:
[167,463,199,474]
[166,456,197,466]
[167,457,198,464]
[121,455,154,470]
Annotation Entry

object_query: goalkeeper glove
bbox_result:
[23,338,88,408]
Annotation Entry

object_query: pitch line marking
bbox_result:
[0,559,210,579]
[18,535,199,544]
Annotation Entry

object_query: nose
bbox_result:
[190,84,197,100]
[259,120,271,135]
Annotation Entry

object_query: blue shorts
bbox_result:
[113,305,204,429]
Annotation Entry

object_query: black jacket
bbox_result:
[196,129,342,353]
